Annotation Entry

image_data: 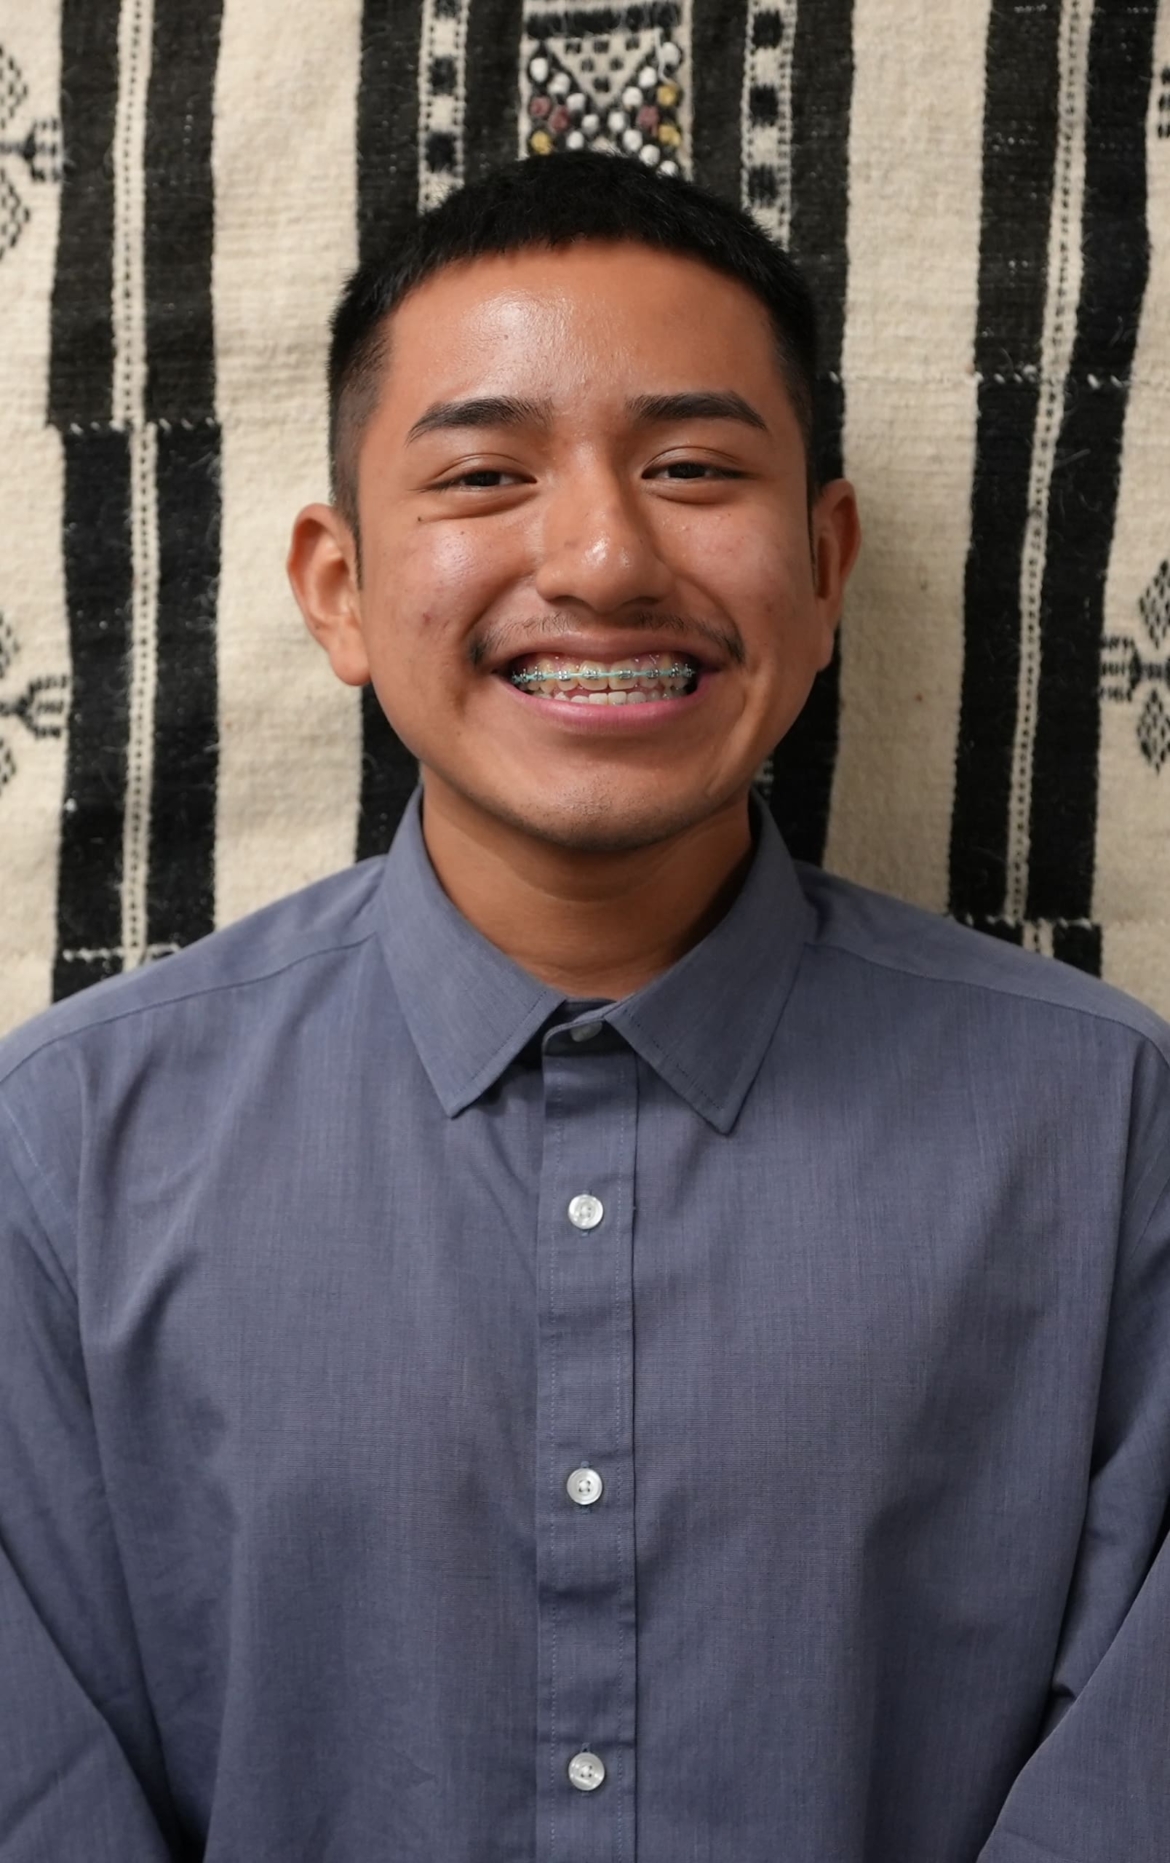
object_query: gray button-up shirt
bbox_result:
[2,791,1169,1862]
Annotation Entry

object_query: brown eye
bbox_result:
[650,460,743,481]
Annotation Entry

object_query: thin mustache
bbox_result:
[469,613,746,669]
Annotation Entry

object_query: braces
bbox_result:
[510,663,697,687]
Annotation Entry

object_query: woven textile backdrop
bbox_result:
[0,0,1168,1032]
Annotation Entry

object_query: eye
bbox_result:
[434,468,525,490]
[648,460,745,481]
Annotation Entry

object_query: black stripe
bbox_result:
[525,6,681,31]
[465,0,526,181]
[1053,921,1102,975]
[948,0,1063,925]
[143,0,224,951]
[354,0,428,859]
[147,426,222,951]
[53,432,132,1000]
[1026,0,1157,929]
[691,0,750,207]
[766,0,854,864]
[143,1,223,422]
[49,0,120,425]
[358,0,423,266]
[51,0,127,997]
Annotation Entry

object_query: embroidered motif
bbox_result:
[1100,559,1170,771]
[0,44,61,261]
[520,5,688,174]
[0,611,69,797]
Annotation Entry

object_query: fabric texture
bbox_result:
[0,0,1169,1030]
[1,789,1169,1860]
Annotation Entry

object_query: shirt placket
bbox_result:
[535,1023,638,1863]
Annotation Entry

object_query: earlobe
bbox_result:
[287,503,372,688]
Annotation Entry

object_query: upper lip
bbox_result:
[489,634,719,674]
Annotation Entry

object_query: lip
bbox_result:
[494,666,719,731]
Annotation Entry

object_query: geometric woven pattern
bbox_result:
[2,0,1170,1033]
[521,17,686,172]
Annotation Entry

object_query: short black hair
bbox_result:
[328,151,820,534]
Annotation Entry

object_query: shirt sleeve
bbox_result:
[0,1109,180,1860]
[978,1157,1170,1862]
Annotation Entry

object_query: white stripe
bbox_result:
[418,0,469,212]
[825,0,990,912]
[122,421,159,968]
[1004,0,1093,923]
[211,0,363,929]
[111,0,151,428]
[0,1,69,1031]
[741,1,798,244]
[112,0,157,969]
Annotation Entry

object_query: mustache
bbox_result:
[468,611,747,669]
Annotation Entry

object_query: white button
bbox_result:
[568,1193,604,1230]
[568,1750,606,1792]
[570,1022,602,1042]
[567,1466,604,1506]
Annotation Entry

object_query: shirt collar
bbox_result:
[376,789,813,1133]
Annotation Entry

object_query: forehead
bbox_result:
[378,241,784,417]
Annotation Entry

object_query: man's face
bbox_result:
[295,240,859,854]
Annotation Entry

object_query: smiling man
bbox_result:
[291,197,857,1000]
[1,154,1169,1863]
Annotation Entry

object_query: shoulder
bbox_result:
[796,862,1170,1068]
[0,858,389,1092]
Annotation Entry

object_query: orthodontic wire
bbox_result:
[510,663,696,685]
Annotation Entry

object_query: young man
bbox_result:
[1,154,1167,1862]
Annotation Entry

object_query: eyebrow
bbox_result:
[406,396,552,442]
[405,388,769,444]
[626,391,768,432]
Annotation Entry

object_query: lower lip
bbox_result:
[494,671,717,730]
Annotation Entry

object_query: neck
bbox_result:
[418,776,755,1001]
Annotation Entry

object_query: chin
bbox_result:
[478,779,736,856]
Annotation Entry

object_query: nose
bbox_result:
[533,463,673,613]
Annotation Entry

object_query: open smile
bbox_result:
[504,649,701,707]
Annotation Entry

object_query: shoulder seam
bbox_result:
[811,932,1170,1057]
[0,929,378,1092]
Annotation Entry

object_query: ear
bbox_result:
[809,478,862,670]
[287,503,372,687]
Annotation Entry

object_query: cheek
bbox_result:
[681,514,815,657]
[363,522,519,665]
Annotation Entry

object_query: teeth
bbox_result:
[510,655,697,697]
[544,689,663,707]
[549,685,675,706]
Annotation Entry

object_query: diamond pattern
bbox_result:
[0,46,27,134]
[0,613,16,684]
[1139,558,1170,649]
[1137,688,1170,773]
[0,168,28,256]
